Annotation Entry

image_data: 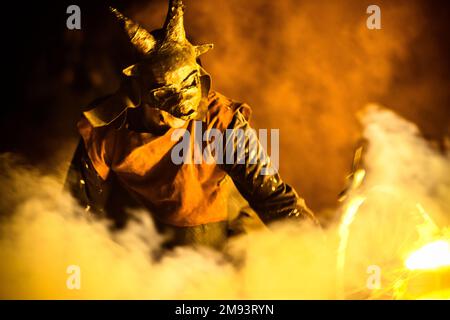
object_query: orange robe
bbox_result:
[77,91,251,227]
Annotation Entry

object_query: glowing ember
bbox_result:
[405,240,450,271]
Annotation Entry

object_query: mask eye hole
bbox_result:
[182,74,199,91]
[180,69,200,90]
[150,87,175,103]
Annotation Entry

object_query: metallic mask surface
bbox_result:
[84,0,213,127]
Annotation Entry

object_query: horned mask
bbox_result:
[84,0,213,127]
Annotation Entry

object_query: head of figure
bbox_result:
[131,39,208,128]
[84,0,213,129]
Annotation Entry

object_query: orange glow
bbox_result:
[405,240,450,271]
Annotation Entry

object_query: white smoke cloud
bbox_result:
[0,106,448,299]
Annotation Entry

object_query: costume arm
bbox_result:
[64,140,112,216]
[219,111,318,226]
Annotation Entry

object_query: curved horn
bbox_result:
[110,7,156,54]
[163,0,186,43]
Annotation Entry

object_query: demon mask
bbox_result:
[84,0,213,127]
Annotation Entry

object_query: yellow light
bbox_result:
[405,240,450,271]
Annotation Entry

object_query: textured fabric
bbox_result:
[156,220,230,249]
[219,111,318,225]
[78,91,250,227]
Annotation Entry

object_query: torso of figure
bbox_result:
[78,91,251,227]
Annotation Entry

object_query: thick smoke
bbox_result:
[8,0,449,215]
[0,107,448,299]
[106,0,450,212]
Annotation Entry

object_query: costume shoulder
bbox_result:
[77,96,121,180]
[205,91,252,131]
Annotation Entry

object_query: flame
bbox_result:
[405,240,450,271]
[398,237,450,300]
[336,195,366,298]
[336,195,365,293]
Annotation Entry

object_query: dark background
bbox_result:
[2,0,449,215]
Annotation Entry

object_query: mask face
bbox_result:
[137,45,203,121]
[83,3,213,128]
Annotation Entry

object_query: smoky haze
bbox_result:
[0,106,448,299]
[0,0,449,299]
[1,0,449,215]
[129,0,450,212]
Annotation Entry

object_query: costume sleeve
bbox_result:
[64,116,116,216]
[218,106,318,226]
[64,140,111,215]
[77,116,115,180]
